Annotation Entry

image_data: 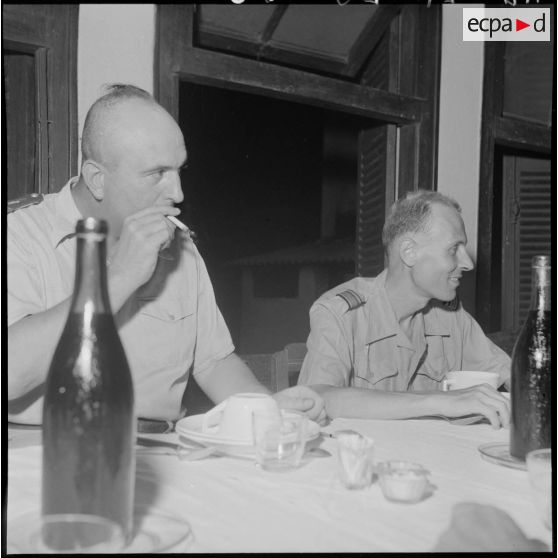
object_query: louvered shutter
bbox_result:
[356,125,396,277]
[356,27,399,277]
[502,155,551,330]
[517,158,551,322]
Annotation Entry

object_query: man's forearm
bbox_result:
[312,385,444,420]
[194,352,269,405]
[311,384,510,429]
[8,272,137,401]
[8,298,72,399]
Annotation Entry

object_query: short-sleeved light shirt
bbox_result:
[8,178,234,423]
[298,271,510,390]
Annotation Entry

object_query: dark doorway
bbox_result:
[178,82,372,348]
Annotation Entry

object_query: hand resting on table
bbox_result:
[273,386,327,426]
[435,384,510,429]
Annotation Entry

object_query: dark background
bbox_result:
[178,83,325,340]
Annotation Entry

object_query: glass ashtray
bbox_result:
[375,461,429,503]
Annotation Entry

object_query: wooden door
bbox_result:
[3,4,78,198]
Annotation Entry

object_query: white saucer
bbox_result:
[175,412,320,457]
[478,442,527,471]
[8,505,193,554]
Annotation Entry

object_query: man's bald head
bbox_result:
[81,84,167,169]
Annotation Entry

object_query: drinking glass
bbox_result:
[337,432,375,489]
[253,410,307,471]
[526,448,552,530]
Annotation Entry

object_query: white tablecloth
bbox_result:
[6,418,553,553]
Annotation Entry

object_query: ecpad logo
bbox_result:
[463,8,550,42]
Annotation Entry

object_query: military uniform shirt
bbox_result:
[8,178,234,423]
[298,271,510,391]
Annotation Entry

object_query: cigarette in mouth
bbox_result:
[166,215,188,232]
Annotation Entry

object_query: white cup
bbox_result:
[442,371,500,391]
[201,393,280,442]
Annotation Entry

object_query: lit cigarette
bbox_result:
[167,215,188,232]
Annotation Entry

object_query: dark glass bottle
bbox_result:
[510,255,551,460]
[42,218,135,540]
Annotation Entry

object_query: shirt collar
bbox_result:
[50,176,83,248]
[364,270,450,345]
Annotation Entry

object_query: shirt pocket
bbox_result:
[353,345,398,388]
[137,296,194,322]
[419,336,452,383]
[133,296,195,368]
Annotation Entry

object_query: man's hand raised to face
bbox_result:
[106,205,181,311]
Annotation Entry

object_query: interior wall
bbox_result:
[77,4,155,161]
[240,267,320,353]
[437,4,484,309]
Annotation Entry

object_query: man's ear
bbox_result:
[81,160,105,201]
[399,236,417,267]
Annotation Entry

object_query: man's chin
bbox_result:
[434,291,457,303]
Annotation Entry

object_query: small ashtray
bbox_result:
[376,461,429,503]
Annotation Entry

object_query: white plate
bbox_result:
[175,412,320,457]
[478,442,527,470]
[7,505,193,554]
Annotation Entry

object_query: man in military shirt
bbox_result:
[298,190,510,428]
[8,84,325,426]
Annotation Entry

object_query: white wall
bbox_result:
[437,4,484,263]
[77,4,155,158]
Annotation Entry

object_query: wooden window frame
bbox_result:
[155,4,441,273]
[476,42,552,331]
[3,4,79,194]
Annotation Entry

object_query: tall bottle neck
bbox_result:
[71,232,112,315]
[530,263,551,312]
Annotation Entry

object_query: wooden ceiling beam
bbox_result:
[175,47,424,124]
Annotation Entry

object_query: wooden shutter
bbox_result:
[355,27,393,278]
[502,155,551,330]
[4,52,38,199]
[356,125,396,277]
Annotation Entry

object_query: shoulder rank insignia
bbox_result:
[336,289,366,310]
[8,193,44,213]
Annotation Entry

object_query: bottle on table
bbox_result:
[42,218,135,542]
[510,255,551,460]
